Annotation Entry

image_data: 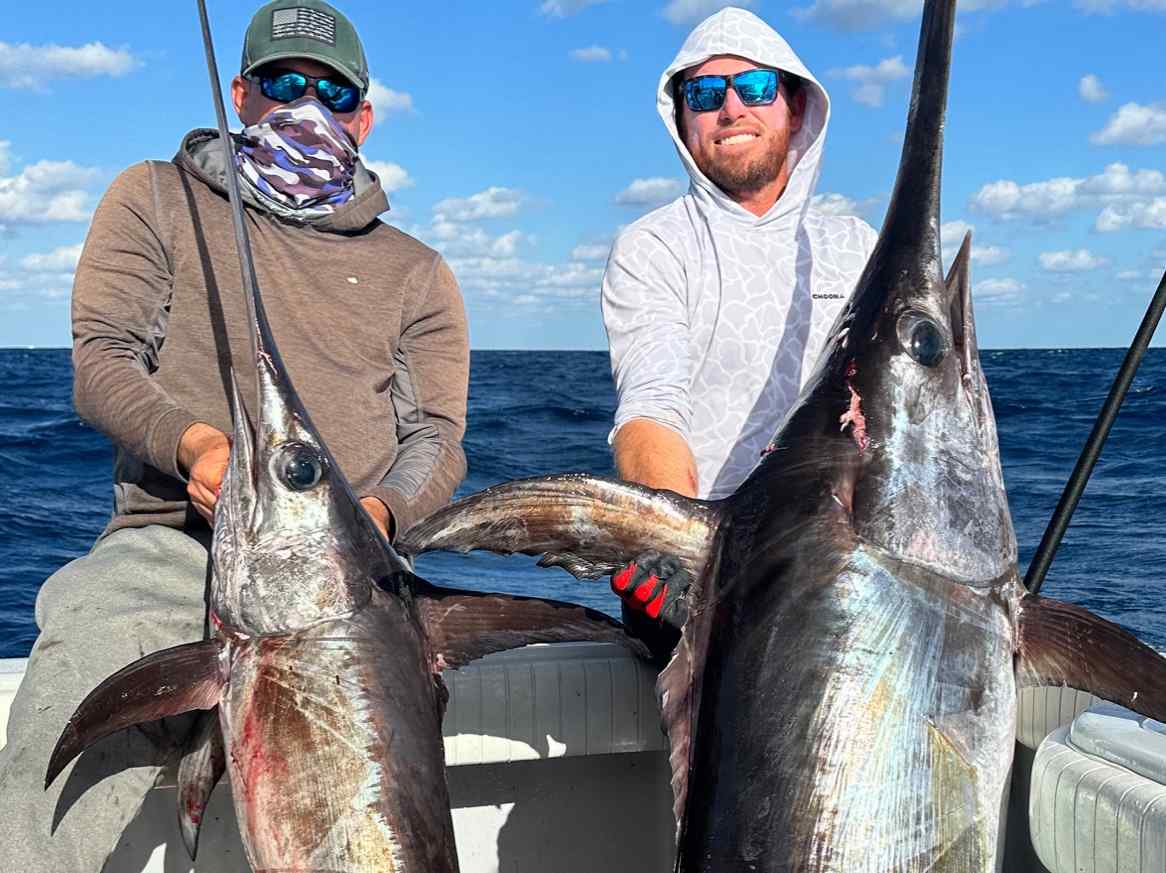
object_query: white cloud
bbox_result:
[970,162,1166,223]
[973,245,1010,266]
[419,197,602,306]
[366,78,414,117]
[434,187,524,221]
[976,277,1025,303]
[1077,0,1166,12]
[1078,74,1108,103]
[569,45,613,62]
[445,255,602,305]
[363,160,414,193]
[939,220,1009,268]
[811,191,883,220]
[0,41,140,88]
[571,243,612,261]
[1091,103,1166,146]
[941,220,975,250]
[795,0,1009,29]
[0,157,100,225]
[794,0,919,31]
[1078,162,1166,195]
[1039,248,1109,272]
[20,244,83,272]
[829,55,909,107]
[1,242,81,304]
[969,177,1080,218]
[1095,198,1166,232]
[663,0,757,25]
[539,0,607,16]
[0,141,10,177]
[812,193,861,216]
[490,230,526,257]
[534,261,605,291]
[615,177,685,207]
[1117,269,1149,281]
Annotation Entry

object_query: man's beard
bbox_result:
[696,134,787,197]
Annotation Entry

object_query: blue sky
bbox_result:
[1,0,1163,350]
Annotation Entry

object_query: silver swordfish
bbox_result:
[43,3,641,869]
[397,0,1166,868]
[47,319,636,871]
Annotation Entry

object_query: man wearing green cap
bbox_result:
[0,2,469,867]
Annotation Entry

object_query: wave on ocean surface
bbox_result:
[2,347,1164,658]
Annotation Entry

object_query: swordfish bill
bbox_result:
[44,3,645,870]
[397,0,1166,868]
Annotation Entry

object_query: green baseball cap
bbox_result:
[241,0,368,93]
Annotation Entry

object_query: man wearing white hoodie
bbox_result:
[603,7,877,629]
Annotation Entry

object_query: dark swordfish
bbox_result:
[44,256,640,871]
[43,35,642,873]
[397,0,1166,868]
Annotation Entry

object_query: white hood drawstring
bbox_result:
[602,7,878,499]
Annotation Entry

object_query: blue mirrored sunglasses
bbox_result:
[255,69,362,114]
[683,69,780,113]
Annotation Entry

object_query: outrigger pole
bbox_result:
[1026,266,1166,594]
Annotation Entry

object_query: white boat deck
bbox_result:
[3,645,1166,872]
[0,644,674,873]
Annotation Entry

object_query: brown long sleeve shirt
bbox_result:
[72,129,469,539]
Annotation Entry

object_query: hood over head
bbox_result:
[176,128,389,232]
[658,6,829,226]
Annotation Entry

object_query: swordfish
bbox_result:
[44,232,640,871]
[398,0,1166,868]
[43,18,641,873]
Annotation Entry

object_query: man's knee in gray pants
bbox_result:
[0,525,210,873]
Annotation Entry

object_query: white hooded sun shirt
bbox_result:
[602,7,877,500]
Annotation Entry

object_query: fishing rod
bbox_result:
[1025,265,1166,594]
[193,0,412,568]
[195,0,265,366]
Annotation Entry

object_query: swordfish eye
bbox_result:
[275,443,326,491]
[897,311,947,368]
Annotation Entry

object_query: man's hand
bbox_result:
[360,496,395,542]
[178,423,230,526]
[611,550,691,630]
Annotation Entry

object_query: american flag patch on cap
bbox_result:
[271,7,337,45]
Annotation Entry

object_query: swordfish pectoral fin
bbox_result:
[176,707,226,860]
[1016,595,1166,721]
[45,639,226,790]
[414,578,650,669]
[398,473,723,585]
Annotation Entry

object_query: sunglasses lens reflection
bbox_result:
[258,72,360,113]
[735,70,777,105]
[687,78,727,112]
[264,72,309,102]
[318,80,360,113]
[684,70,780,112]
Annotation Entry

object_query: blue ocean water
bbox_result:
[1,347,1164,659]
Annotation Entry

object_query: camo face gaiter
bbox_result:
[235,97,358,216]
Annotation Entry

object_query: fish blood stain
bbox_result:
[839,361,870,452]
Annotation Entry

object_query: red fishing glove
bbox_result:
[610,550,691,630]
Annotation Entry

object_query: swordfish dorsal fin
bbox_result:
[398,474,723,587]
